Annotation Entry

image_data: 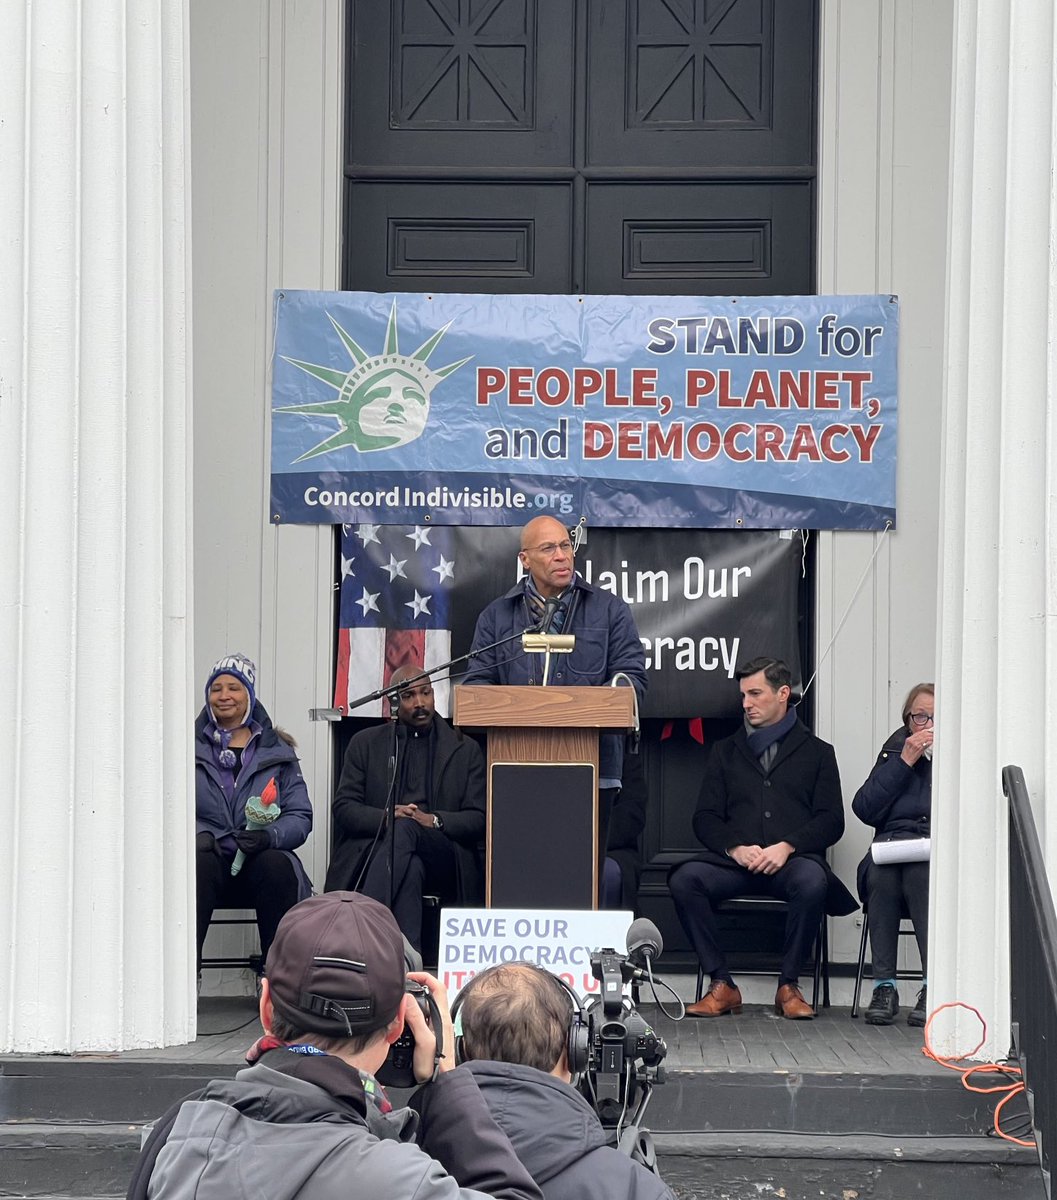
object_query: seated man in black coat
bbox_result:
[670,656,856,1020]
[324,666,485,952]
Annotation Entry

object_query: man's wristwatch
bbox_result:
[432,814,444,831]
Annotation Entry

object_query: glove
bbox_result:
[232,829,272,855]
[196,831,217,855]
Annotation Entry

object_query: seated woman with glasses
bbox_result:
[852,683,934,1027]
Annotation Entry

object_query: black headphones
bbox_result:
[450,963,592,1078]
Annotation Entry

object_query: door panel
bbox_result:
[587,0,816,168]
[347,181,573,291]
[585,180,812,293]
[348,0,575,168]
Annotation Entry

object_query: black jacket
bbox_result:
[851,726,932,900]
[688,721,857,916]
[324,716,486,902]
[463,1061,674,1200]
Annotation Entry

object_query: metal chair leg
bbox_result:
[810,913,827,1010]
[850,911,870,1018]
[821,918,831,1007]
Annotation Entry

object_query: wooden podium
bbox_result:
[453,684,635,908]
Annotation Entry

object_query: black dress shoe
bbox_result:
[865,982,899,1025]
[907,985,927,1028]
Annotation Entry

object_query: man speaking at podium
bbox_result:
[463,517,647,887]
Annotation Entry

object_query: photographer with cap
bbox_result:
[453,963,675,1200]
[129,893,543,1200]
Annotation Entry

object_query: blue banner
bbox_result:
[271,291,898,529]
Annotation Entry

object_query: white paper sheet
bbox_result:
[870,837,931,865]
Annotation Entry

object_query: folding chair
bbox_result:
[201,909,263,974]
[850,904,923,1018]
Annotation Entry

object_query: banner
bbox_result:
[334,524,802,719]
[272,290,898,530]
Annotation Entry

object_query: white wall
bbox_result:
[816,1,953,964]
[190,0,344,917]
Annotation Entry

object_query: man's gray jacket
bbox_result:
[463,1060,674,1200]
[135,1050,542,1200]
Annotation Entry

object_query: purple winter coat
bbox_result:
[195,700,313,900]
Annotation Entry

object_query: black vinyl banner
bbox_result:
[338,524,802,719]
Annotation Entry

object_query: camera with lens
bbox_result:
[376,978,435,1089]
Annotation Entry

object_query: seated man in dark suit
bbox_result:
[669,656,856,1020]
[324,666,486,952]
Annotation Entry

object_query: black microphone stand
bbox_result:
[383,700,400,911]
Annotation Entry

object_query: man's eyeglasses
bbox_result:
[908,712,935,727]
[524,540,573,557]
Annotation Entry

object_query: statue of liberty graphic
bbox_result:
[276,300,471,461]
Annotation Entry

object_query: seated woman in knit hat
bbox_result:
[195,653,313,979]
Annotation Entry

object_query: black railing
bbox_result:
[1004,763,1057,1196]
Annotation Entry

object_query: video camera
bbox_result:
[578,919,668,1157]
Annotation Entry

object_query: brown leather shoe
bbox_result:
[686,980,743,1017]
[774,983,815,1020]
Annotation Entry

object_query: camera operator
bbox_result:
[128,893,543,1200]
[454,963,675,1200]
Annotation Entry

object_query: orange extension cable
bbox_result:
[921,1001,1036,1148]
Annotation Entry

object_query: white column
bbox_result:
[0,1,194,1050]
[933,0,1057,1058]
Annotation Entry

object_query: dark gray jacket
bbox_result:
[463,1060,674,1200]
[136,1051,541,1200]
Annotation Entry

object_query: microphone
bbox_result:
[626,917,663,971]
[537,596,561,633]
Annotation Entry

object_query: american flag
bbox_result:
[334,523,456,718]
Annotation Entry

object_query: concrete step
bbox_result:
[655,1133,1044,1199]
[648,1068,1014,1138]
[1,1123,1042,1200]
[0,1060,234,1125]
[1,1056,1043,1199]
[0,1124,140,1198]
[2,1059,1010,1139]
